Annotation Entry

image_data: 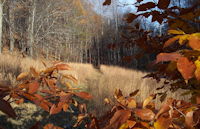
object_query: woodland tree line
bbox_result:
[0,0,199,70]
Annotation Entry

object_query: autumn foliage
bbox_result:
[2,0,200,128]
[0,61,93,128]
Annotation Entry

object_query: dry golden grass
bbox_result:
[87,65,191,117]
[0,52,191,126]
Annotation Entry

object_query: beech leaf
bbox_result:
[0,98,17,118]
[75,91,93,99]
[16,72,30,81]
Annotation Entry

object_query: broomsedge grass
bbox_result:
[0,53,191,127]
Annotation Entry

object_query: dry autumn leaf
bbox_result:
[16,72,30,81]
[0,98,17,118]
[115,87,124,102]
[177,57,196,83]
[185,111,199,127]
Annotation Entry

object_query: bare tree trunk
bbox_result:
[9,0,15,54]
[28,0,36,59]
[0,1,3,55]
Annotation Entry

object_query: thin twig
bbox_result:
[173,106,186,117]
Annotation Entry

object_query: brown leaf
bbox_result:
[185,111,199,127]
[156,53,181,63]
[189,35,200,50]
[44,67,56,74]
[75,91,93,99]
[56,64,73,71]
[124,13,139,23]
[16,72,30,81]
[41,101,49,112]
[134,108,155,121]
[154,102,170,119]
[127,98,137,109]
[154,115,172,129]
[49,102,64,115]
[29,121,41,129]
[143,93,156,108]
[103,0,111,5]
[0,83,9,88]
[0,98,17,118]
[163,35,182,48]
[177,57,196,82]
[63,103,68,112]
[137,2,156,12]
[105,109,131,129]
[41,60,47,67]
[158,0,170,9]
[19,98,24,107]
[127,115,136,128]
[196,94,200,104]
[146,60,156,68]
[29,82,40,94]
[104,98,114,105]
[129,89,140,97]
[62,74,78,84]
[115,87,123,102]
[65,82,73,88]
[73,113,88,127]
[43,123,54,129]
[30,66,39,77]
[60,94,72,102]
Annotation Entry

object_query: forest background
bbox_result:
[0,0,200,128]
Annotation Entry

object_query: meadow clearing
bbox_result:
[0,52,190,128]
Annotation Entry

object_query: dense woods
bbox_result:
[2,0,195,70]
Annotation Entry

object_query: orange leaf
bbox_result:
[115,87,123,102]
[44,67,56,74]
[180,12,195,21]
[156,53,181,63]
[49,102,64,115]
[154,115,172,129]
[195,59,200,83]
[65,82,73,88]
[43,123,54,129]
[56,64,73,71]
[158,0,170,9]
[63,103,68,112]
[127,115,136,128]
[16,72,30,81]
[0,98,17,118]
[29,82,40,94]
[177,57,196,82]
[105,109,131,129]
[75,91,93,99]
[19,98,24,107]
[189,35,200,50]
[73,113,88,127]
[143,93,156,108]
[168,30,186,35]
[185,111,199,127]
[137,2,156,12]
[41,60,47,67]
[154,102,170,119]
[41,101,49,112]
[30,66,39,77]
[163,35,182,48]
[127,98,137,109]
[103,0,111,5]
[62,74,78,84]
[134,108,155,121]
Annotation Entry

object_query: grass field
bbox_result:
[0,53,191,128]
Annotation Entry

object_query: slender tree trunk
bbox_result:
[0,2,3,55]
[9,0,15,54]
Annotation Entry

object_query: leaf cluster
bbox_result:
[0,60,93,129]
